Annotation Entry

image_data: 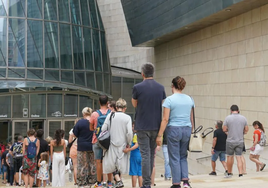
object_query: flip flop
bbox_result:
[260,163,266,171]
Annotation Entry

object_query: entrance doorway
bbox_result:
[0,121,11,144]
[12,121,29,143]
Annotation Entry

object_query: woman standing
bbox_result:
[69,118,80,185]
[156,76,194,188]
[73,107,96,187]
[50,129,66,187]
[102,98,133,188]
[22,129,40,188]
[249,121,266,171]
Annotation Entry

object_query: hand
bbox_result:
[123,148,129,153]
[250,146,255,151]
[211,149,215,155]
[156,137,162,147]
[156,146,161,151]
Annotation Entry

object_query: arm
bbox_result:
[156,107,170,146]
[211,137,217,154]
[50,141,53,162]
[126,118,133,146]
[36,140,40,157]
[6,155,9,166]
[222,125,228,132]
[63,140,66,159]
[38,159,41,167]
[89,114,96,131]
[123,142,138,153]
[132,98,137,108]
[190,108,194,132]
[244,125,249,134]
[22,138,26,155]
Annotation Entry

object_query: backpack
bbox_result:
[13,142,23,158]
[27,138,37,159]
[258,130,267,146]
[95,109,111,137]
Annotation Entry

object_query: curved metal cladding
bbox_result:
[0,0,111,95]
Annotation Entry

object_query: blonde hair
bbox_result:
[45,136,53,144]
[82,107,92,116]
[116,98,127,109]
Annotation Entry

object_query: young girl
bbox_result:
[37,152,49,187]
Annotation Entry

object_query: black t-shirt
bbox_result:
[1,150,8,166]
[214,129,227,151]
[132,79,166,131]
[37,138,49,159]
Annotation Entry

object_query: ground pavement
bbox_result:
[0,155,267,188]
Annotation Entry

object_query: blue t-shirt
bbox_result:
[132,79,166,131]
[163,93,194,127]
[73,119,93,151]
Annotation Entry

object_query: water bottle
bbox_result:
[69,169,73,182]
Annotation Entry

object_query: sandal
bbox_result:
[260,163,266,171]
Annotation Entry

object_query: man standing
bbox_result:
[223,105,248,178]
[209,120,228,176]
[132,63,166,188]
[10,136,23,186]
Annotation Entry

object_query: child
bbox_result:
[123,122,142,188]
[6,152,14,186]
[37,152,49,187]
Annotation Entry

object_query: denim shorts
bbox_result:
[93,143,103,160]
[211,150,226,162]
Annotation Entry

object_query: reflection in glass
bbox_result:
[60,24,72,69]
[0,68,5,77]
[45,69,59,81]
[96,3,104,30]
[64,94,78,117]
[44,22,59,68]
[58,0,69,22]
[64,121,74,140]
[27,69,43,79]
[27,0,42,19]
[9,0,25,17]
[8,19,25,67]
[75,71,85,86]
[93,30,102,71]
[27,20,43,67]
[111,76,121,102]
[44,0,57,20]
[79,95,93,116]
[88,0,98,28]
[100,32,109,72]
[8,68,25,78]
[61,71,73,83]
[13,94,29,118]
[14,122,27,141]
[0,96,11,118]
[70,0,81,25]
[49,121,61,137]
[95,73,103,91]
[0,18,7,66]
[47,94,62,117]
[30,94,46,117]
[83,28,93,70]
[80,0,90,26]
[122,78,134,113]
[0,0,7,16]
[104,73,110,94]
[86,72,95,89]
[73,26,84,69]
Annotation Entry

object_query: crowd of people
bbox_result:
[0,63,265,188]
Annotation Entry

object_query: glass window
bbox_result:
[79,95,93,116]
[30,94,46,118]
[8,18,25,67]
[45,69,59,81]
[96,4,104,30]
[0,68,5,77]
[111,76,121,102]
[93,99,98,111]
[0,0,7,16]
[27,0,42,19]
[44,22,59,68]
[13,94,29,118]
[9,0,25,17]
[27,20,43,68]
[58,0,69,22]
[44,0,57,20]
[95,73,103,92]
[70,0,81,25]
[88,0,98,28]
[0,96,11,118]
[64,94,78,117]
[92,30,102,71]
[8,68,25,78]
[60,24,72,69]
[61,71,73,83]
[73,26,84,69]
[75,71,85,86]
[135,79,143,84]
[47,94,62,117]
[0,18,7,66]
[83,28,93,70]
[100,32,109,72]
[122,78,134,113]
[27,69,43,80]
[80,0,90,26]
[49,121,61,137]
[104,74,110,94]
[86,72,95,89]
[64,121,74,140]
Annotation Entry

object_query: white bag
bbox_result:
[189,126,204,152]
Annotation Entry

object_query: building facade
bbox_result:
[0,0,111,143]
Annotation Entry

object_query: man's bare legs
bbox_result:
[220,161,228,171]
[235,156,243,175]
[241,155,247,174]
[227,156,234,174]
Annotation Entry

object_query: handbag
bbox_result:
[67,138,76,149]
[97,112,115,150]
[188,107,214,152]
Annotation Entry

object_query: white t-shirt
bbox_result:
[69,128,77,145]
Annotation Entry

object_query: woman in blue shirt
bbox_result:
[156,76,194,188]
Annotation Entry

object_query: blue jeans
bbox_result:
[137,130,158,186]
[166,126,191,184]
[162,145,171,178]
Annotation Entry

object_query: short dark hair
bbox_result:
[36,129,44,138]
[230,105,239,112]
[141,63,154,78]
[17,135,23,141]
[99,95,108,106]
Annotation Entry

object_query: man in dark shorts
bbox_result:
[10,136,23,186]
[132,63,166,188]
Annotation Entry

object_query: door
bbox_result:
[12,120,29,143]
[0,121,11,144]
[63,120,75,140]
[48,120,62,138]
